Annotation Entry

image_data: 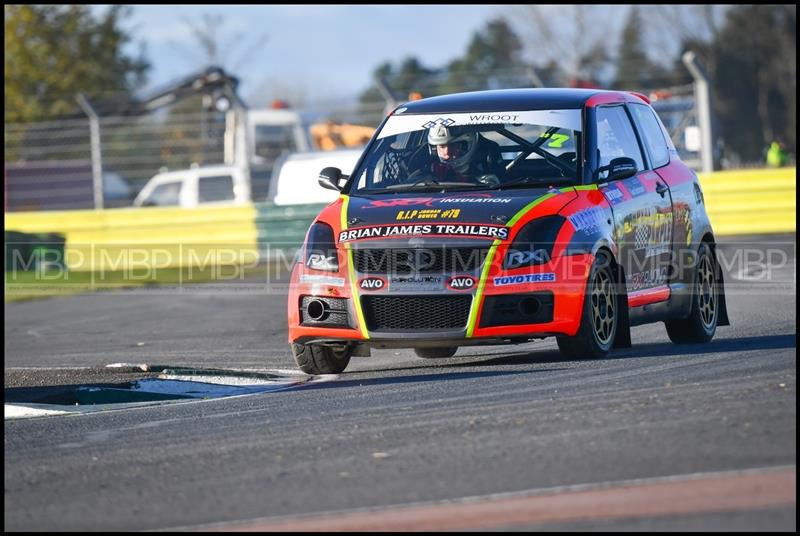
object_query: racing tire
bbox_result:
[557,251,619,359]
[414,347,458,359]
[665,242,718,344]
[291,343,352,374]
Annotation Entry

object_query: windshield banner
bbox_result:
[338,223,509,243]
[378,109,582,139]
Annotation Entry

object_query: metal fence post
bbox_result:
[75,93,104,209]
[682,51,718,173]
[375,76,399,116]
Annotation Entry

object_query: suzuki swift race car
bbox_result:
[287,88,729,374]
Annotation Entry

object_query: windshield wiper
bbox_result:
[385,178,444,191]
[491,176,575,190]
[385,179,486,192]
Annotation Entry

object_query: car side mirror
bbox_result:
[598,157,637,182]
[318,167,345,191]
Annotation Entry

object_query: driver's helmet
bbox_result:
[428,125,478,173]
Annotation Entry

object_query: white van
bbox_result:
[134,165,250,208]
[269,149,362,206]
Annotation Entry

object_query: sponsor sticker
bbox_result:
[628,267,669,290]
[396,208,461,220]
[624,178,646,197]
[506,249,551,268]
[389,275,444,292]
[377,110,583,139]
[568,207,606,233]
[306,253,338,271]
[300,274,345,287]
[358,276,388,291]
[601,184,625,205]
[422,117,456,129]
[338,224,509,243]
[365,195,513,209]
[438,197,512,204]
[493,273,556,286]
[446,275,476,291]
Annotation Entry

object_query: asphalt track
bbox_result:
[4,234,796,531]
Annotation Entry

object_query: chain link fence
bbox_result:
[4,72,753,213]
[5,108,230,211]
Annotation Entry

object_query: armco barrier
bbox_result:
[252,169,797,246]
[4,205,258,271]
[697,168,795,236]
[4,168,794,272]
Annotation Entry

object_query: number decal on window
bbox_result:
[539,132,569,148]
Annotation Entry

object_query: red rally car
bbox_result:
[287,88,729,374]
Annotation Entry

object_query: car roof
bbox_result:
[397,88,625,114]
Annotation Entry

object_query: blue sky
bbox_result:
[103,5,509,107]
[100,5,720,110]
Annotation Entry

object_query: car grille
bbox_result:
[353,248,489,274]
[362,295,472,331]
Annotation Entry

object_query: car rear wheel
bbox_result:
[665,242,718,344]
[557,251,619,359]
[414,347,458,359]
[291,343,352,374]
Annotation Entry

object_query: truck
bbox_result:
[129,67,375,205]
[4,66,376,211]
[132,164,250,208]
[247,108,374,202]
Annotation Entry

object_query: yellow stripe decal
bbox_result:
[339,194,349,230]
[340,195,369,339]
[507,193,556,227]
[466,192,556,337]
[466,241,500,337]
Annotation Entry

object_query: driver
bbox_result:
[426,125,503,185]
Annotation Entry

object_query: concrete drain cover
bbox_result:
[4,365,332,419]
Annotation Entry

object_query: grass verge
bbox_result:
[4,261,293,303]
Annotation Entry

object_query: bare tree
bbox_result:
[646,5,729,65]
[514,5,626,84]
[169,13,268,72]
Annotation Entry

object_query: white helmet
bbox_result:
[428,126,477,173]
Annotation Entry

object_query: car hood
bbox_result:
[337,187,577,245]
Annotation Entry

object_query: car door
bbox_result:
[594,105,674,296]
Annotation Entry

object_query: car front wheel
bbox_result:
[557,251,619,358]
[291,343,352,374]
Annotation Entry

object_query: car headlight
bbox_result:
[305,222,339,271]
[504,215,565,269]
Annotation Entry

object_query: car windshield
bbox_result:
[347,109,582,195]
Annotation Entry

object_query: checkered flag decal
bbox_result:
[634,225,650,250]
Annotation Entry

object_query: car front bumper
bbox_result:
[288,253,594,347]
